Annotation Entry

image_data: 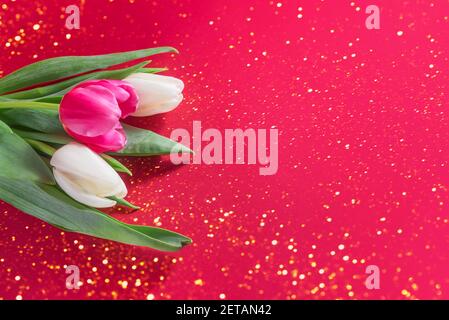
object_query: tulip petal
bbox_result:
[84,80,139,118]
[60,84,121,137]
[50,142,128,198]
[101,80,139,118]
[67,123,127,153]
[59,80,139,152]
[132,94,183,117]
[126,73,184,91]
[124,73,184,117]
[53,169,117,208]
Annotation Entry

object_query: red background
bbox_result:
[1,0,449,300]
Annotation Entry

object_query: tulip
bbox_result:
[59,79,138,153]
[123,73,184,117]
[51,142,128,208]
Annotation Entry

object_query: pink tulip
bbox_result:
[59,80,138,153]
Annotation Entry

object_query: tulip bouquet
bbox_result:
[0,47,192,251]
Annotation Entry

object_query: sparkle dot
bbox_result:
[194,279,204,286]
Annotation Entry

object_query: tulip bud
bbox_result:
[59,79,138,153]
[124,73,184,117]
[50,142,128,208]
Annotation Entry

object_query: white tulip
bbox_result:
[50,142,127,208]
[124,73,184,117]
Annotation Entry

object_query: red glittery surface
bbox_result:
[1,0,449,300]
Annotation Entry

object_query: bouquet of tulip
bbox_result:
[0,47,192,252]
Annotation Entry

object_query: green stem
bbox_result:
[25,138,56,156]
[107,196,140,210]
[0,101,59,110]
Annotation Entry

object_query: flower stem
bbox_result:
[108,196,140,210]
[0,101,59,110]
[24,138,56,156]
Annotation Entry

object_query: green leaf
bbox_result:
[34,96,63,104]
[0,47,177,95]
[0,119,13,134]
[0,120,54,184]
[0,108,63,133]
[108,196,139,210]
[138,67,168,74]
[0,178,192,251]
[13,128,72,144]
[100,153,132,176]
[2,61,150,100]
[113,124,193,156]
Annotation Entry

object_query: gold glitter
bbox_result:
[194,279,204,286]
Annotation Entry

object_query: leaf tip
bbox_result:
[181,237,193,246]
[168,47,179,54]
[174,143,193,155]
